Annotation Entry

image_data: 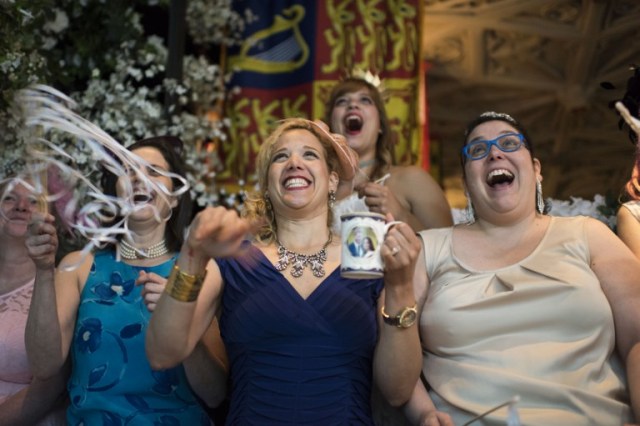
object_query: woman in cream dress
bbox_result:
[404,112,640,426]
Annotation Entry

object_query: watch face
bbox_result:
[399,308,418,328]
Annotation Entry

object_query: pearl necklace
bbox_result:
[118,238,169,260]
[274,233,333,278]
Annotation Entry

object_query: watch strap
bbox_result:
[381,304,417,328]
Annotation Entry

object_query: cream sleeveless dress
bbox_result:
[418,216,632,425]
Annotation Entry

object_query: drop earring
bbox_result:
[466,195,475,223]
[264,192,272,211]
[328,190,336,208]
[536,178,545,214]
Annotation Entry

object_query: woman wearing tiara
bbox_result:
[403,111,640,425]
[324,72,453,233]
[24,136,226,424]
[325,72,453,426]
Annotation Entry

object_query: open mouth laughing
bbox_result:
[283,177,310,189]
[344,114,363,134]
[486,169,515,187]
[132,190,154,204]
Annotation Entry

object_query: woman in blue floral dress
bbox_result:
[25,137,226,425]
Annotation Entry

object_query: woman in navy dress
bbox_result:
[147,118,423,425]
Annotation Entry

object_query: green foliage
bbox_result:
[0,0,54,109]
[1,0,244,210]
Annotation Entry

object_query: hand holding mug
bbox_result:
[340,212,404,279]
[380,217,422,289]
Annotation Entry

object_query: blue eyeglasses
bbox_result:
[462,133,526,161]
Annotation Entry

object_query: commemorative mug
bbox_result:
[340,212,401,279]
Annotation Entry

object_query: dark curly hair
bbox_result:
[100,136,193,252]
[460,111,535,168]
[460,111,549,214]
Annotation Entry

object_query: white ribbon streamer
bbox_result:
[461,395,521,426]
[14,85,191,269]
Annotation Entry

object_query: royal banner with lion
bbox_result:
[221,0,424,189]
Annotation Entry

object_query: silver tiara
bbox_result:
[479,111,518,124]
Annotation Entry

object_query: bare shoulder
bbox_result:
[389,164,436,182]
[387,165,453,228]
[387,165,442,194]
[583,216,615,240]
[616,205,640,258]
[617,204,633,219]
[59,250,94,269]
[581,216,636,265]
[57,250,95,287]
[617,205,640,228]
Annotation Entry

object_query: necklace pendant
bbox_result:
[308,250,326,278]
[291,264,304,277]
[291,256,306,277]
[274,233,332,278]
[311,265,324,278]
[274,250,290,272]
[274,259,288,272]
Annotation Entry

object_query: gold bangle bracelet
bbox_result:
[165,264,206,302]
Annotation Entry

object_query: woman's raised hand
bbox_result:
[357,181,404,221]
[185,206,256,261]
[25,212,58,270]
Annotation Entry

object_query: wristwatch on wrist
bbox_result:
[381,304,418,328]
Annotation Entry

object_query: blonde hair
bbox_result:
[242,118,341,243]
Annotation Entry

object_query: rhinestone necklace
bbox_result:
[274,233,333,278]
[118,238,169,260]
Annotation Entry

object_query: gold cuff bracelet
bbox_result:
[165,264,206,302]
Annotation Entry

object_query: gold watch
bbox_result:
[381,304,418,328]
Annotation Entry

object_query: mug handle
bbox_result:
[383,220,403,235]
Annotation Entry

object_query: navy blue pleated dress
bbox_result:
[217,244,383,425]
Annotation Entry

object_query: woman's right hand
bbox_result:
[184,206,255,262]
[25,212,58,270]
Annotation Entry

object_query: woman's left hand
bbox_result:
[381,217,421,288]
[137,270,166,312]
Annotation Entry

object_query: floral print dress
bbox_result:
[67,251,210,425]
